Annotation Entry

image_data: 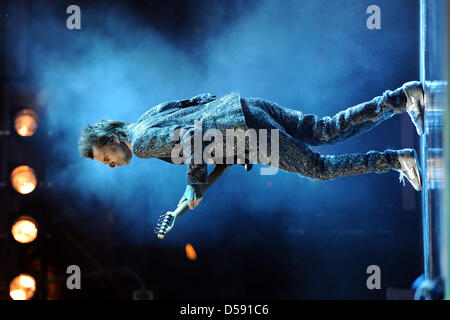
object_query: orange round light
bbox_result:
[11,216,38,244]
[185,243,197,261]
[9,274,36,300]
[14,109,38,137]
[10,165,37,194]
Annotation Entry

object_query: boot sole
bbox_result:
[412,151,422,191]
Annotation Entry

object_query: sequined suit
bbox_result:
[129,86,407,184]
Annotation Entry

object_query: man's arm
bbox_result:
[187,163,208,185]
[175,122,209,209]
[155,164,230,239]
[168,93,217,209]
[178,163,207,210]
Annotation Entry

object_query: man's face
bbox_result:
[92,141,132,168]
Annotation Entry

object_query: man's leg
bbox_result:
[275,134,402,180]
[242,85,408,146]
[240,85,422,189]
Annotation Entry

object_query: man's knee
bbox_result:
[298,114,319,145]
[297,152,334,181]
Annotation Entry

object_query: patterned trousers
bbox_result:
[240,86,407,181]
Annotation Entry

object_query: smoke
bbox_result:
[16,0,418,246]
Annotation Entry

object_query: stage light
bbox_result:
[185,243,197,261]
[11,216,38,244]
[9,274,36,300]
[10,165,37,194]
[14,109,38,137]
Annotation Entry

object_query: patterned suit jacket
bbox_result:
[129,91,249,184]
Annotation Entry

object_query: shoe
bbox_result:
[395,148,422,191]
[402,81,425,135]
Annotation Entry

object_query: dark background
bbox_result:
[0,0,421,299]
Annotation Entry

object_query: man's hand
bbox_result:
[178,184,204,210]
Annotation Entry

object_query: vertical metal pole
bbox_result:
[420,0,432,281]
[444,0,450,301]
